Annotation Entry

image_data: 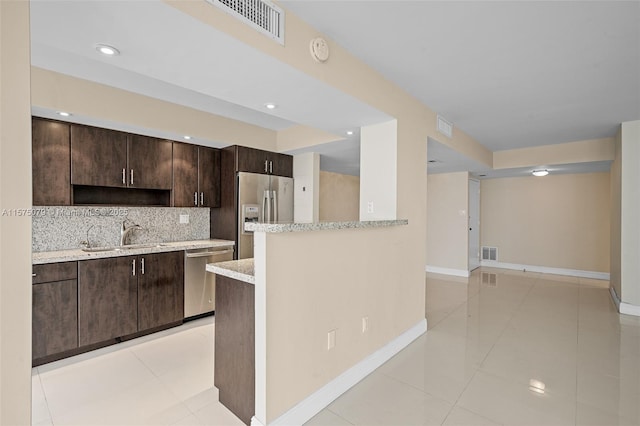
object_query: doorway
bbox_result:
[468,179,481,271]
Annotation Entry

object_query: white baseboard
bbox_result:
[609,286,640,317]
[425,265,470,278]
[253,318,427,426]
[480,260,610,280]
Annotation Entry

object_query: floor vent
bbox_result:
[482,272,498,287]
[206,0,285,45]
[482,246,498,261]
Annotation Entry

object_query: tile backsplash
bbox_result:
[32,206,210,252]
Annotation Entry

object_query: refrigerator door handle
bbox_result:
[263,189,271,223]
[272,190,278,223]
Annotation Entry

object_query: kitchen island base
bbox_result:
[213,274,255,426]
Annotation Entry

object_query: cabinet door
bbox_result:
[198,147,221,207]
[78,257,138,347]
[236,146,269,174]
[32,118,71,205]
[269,152,293,178]
[137,251,184,331]
[172,142,199,207]
[71,124,127,187]
[129,135,173,189]
[32,279,78,360]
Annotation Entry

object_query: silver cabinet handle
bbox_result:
[32,273,37,277]
[130,169,134,185]
[270,161,273,174]
[132,259,136,276]
[122,168,126,185]
[141,258,145,275]
[194,192,198,206]
[264,160,268,173]
[200,192,204,206]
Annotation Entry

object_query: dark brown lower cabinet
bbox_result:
[32,278,78,361]
[78,256,138,347]
[35,251,184,365]
[214,274,255,426]
[138,251,184,330]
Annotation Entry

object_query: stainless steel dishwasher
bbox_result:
[184,246,234,319]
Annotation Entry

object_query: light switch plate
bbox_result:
[179,214,189,224]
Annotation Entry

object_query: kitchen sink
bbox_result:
[81,247,118,253]
[81,243,167,252]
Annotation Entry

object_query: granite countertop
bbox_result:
[32,239,235,264]
[244,219,408,233]
[206,258,255,285]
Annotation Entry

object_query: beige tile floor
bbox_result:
[32,268,640,425]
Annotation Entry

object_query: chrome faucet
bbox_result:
[120,221,143,246]
[80,225,96,249]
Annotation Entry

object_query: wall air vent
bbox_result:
[437,114,453,138]
[206,0,285,45]
[481,246,498,261]
[481,272,498,286]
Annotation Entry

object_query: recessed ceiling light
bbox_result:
[346,131,354,136]
[532,169,549,177]
[183,135,192,140]
[95,44,120,56]
[264,103,277,110]
[57,111,71,117]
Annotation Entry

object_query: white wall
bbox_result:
[293,153,319,223]
[319,171,359,222]
[620,120,640,306]
[359,120,397,220]
[0,1,33,423]
[481,173,610,273]
[426,172,469,274]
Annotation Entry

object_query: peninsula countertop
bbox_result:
[206,258,255,285]
[244,219,408,233]
[32,239,235,265]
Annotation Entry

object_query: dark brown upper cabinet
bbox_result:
[235,145,292,177]
[71,124,128,187]
[32,118,71,205]
[71,124,172,190]
[173,143,220,207]
[128,135,173,190]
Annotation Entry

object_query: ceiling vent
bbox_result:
[206,0,285,45]
[481,246,498,261]
[437,115,453,138]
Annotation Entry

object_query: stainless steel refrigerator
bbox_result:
[237,172,294,259]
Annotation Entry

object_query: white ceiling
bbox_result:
[29,0,390,146]
[282,0,640,152]
[29,1,638,177]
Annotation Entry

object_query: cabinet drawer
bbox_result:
[33,262,77,284]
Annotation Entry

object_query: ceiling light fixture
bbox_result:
[346,131,354,136]
[183,135,192,140]
[532,169,549,177]
[57,111,71,117]
[95,44,120,56]
[264,103,277,110]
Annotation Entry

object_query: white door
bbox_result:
[468,179,481,271]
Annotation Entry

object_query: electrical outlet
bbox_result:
[327,329,336,350]
[362,317,369,333]
[179,214,189,224]
[367,201,374,214]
